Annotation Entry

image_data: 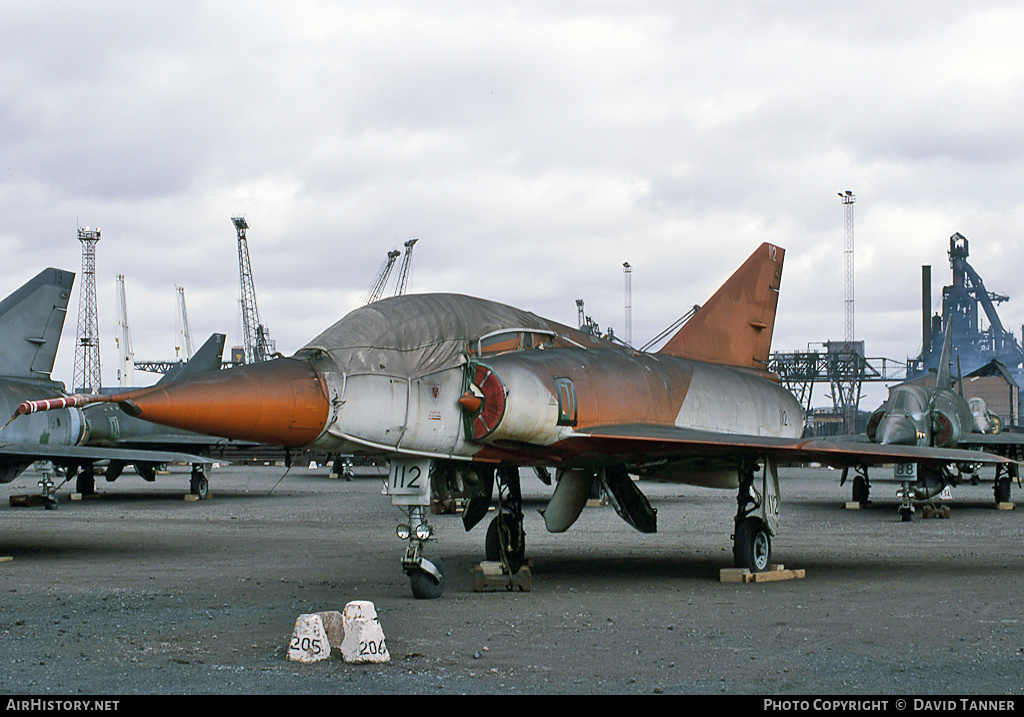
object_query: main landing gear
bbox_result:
[839,465,872,504]
[993,463,1016,504]
[190,465,209,499]
[732,460,780,573]
[484,466,526,574]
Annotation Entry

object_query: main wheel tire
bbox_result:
[410,557,445,599]
[733,518,771,573]
[852,475,869,503]
[995,479,1011,504]
[485,513,525,574]
[76,471,96,495]
[190,472,209,499]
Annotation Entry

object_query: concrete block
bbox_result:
[340,601,390,664]
[287,611,342,663]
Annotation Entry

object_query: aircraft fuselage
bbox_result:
[311,345,804,475]
[0,377,85,482]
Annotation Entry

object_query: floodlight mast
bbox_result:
[623,262,632,345]
[838,191,855,350]
[838,190,856,434]
[73,226,102,394]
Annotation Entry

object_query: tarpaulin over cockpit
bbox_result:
[299,293,597,379]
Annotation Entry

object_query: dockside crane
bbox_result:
[115,274,134,388]
[394,238,418,296]
[175,285,193,361]
[363,249,401,305]
[232,217,272,363]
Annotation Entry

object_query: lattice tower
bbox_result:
[623,262,632,345]
[839,191,857,433]
[840,191,855,347]
[73,226,102,393]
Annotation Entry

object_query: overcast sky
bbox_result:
[3,1,1023,409]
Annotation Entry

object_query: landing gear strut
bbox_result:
[485,466,525,574]
[896,482,915,521]
[732,459,780,573]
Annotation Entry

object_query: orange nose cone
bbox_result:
[115,357,331,447]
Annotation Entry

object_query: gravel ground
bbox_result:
[1,462,1023,696]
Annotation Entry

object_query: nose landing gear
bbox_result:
[397,504,445,599]
[389,458,446,599]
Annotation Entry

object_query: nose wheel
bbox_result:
[397,504,445,599]
[409,556,445,600]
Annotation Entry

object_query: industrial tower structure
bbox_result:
[840,191,855,349]
[837,191,858,434]
[232,217,272,363]
[911,232,1024,381]
[73,226,102,394]
[623,262,632,345]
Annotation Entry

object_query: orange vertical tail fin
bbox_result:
[657,243,784,369]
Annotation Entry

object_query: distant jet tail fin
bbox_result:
[657,243,784,370]
[158,333,226,384]
[0,268,75,380]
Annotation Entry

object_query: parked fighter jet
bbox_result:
[19,245,1012,596]
[845,319,1022,518]
[0,268,208,506]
